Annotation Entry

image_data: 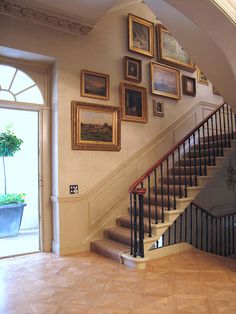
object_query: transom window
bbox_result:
[0,64,44,104]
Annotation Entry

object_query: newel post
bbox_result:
[130,187,146,258]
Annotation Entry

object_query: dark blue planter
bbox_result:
[0,203,26,238]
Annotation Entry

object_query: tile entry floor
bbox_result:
[0,248,235,313]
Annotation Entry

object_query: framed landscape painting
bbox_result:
[120,81,148,123]
[71,101,121,151]
[123,56,142,82]
[197,67,209,85]
[81,70,109,100]
[157,24,195,72]
[150,62,180,100]
[128,13,154,57]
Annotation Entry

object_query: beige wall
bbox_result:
[0,2,223,253]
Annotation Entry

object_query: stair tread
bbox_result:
[91,238,129,262]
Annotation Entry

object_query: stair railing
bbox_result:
[129,102,235,258]
[160,202,236,257]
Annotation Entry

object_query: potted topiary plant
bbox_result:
[0,126,26,238]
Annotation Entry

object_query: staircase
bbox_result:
[91,102,236,268]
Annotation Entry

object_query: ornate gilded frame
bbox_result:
[71,101,121,151]
[81,70,109,100]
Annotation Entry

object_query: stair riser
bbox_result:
[105,229,131,246]
[150,185,184,196]
[117,217,150,233]
[143,196,174,207]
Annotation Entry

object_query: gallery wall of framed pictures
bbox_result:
[72,11,222,151]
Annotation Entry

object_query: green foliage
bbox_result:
[0,125,23,158]
[0,193,25,205]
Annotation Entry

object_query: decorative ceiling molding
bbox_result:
[0,0,93,36]
[210,0,236,26]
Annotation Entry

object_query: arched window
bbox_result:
[0,64,44,104]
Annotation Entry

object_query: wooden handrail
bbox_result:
[191,202,236,218]
[129,101,226,193]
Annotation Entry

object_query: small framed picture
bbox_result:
[150,62,180,100]
[81,70,109,100]
[120,81,148,123]
[212,85,221,96]
[128,13,154,57]
[153,100,164,117]
[197,67,208,85]
[182,75,196,97]
[123,56,142,82]
[71,101,121,151]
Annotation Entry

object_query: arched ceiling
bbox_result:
[144,0,236,112]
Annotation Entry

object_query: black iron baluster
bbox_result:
[220,217,222,256]
[219,109,224,156]
[185,208,188,242]
[130,193,133,256]
[166,158,170,211]
[201,210,203,250]
[172,153,176,209]
[183,142,187,197]
[207,120,211,166]
[223,106,227,147]
[198,129,203,176]
[211,116,216,165]
[160,163,164,223]
[215,112,219,156]
[180,213,183,242]
[232,216,235,254]
[174,220,177,244]
[226,104,231,148]
[215,218,218,255]
[230,108,234,139]
[148,175,152,237]
[193,133,197,186]
[196,206,198,249]
[154,169,158,225]
[211,216,213,253]
[202,125,207,175]
[224,216,227,256]
[190,203,193,245]
[206,214,209,252]
[178,147,182,198]
[168,227,171,245]
[138,189,145,258]
[228,216,231,256]
[133,193,137,257]
[188,137,193,185]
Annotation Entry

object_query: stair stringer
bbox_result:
[121,142,236,268]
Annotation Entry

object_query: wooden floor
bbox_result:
[0,248,235,313]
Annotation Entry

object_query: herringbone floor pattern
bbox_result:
[0,249,236,313]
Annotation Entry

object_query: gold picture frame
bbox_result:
[128,13,154,57]
[150,62,180,100]
[182,75,196,97]
[120,81,148,123]
[197,67,209,85]
[153,100,164,117]
[81,70,109,100]
[71,101,121,151]
[157,24,195,72]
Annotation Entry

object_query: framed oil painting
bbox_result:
[153,100,164,117]
[120,81,148,123]
[71,101,121,151]
[128,13,154,57]
[182,75,196,97]
[197,67,209,85]
[212,85,221,96]
[81,70,109,100]
[123,56,142,82]
[150,62,180,100]
[157,24,195,72]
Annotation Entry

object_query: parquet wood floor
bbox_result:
[0,248,235,313]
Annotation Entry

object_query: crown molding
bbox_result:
[0,0,93,36]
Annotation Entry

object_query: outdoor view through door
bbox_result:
[0,63,45,258]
